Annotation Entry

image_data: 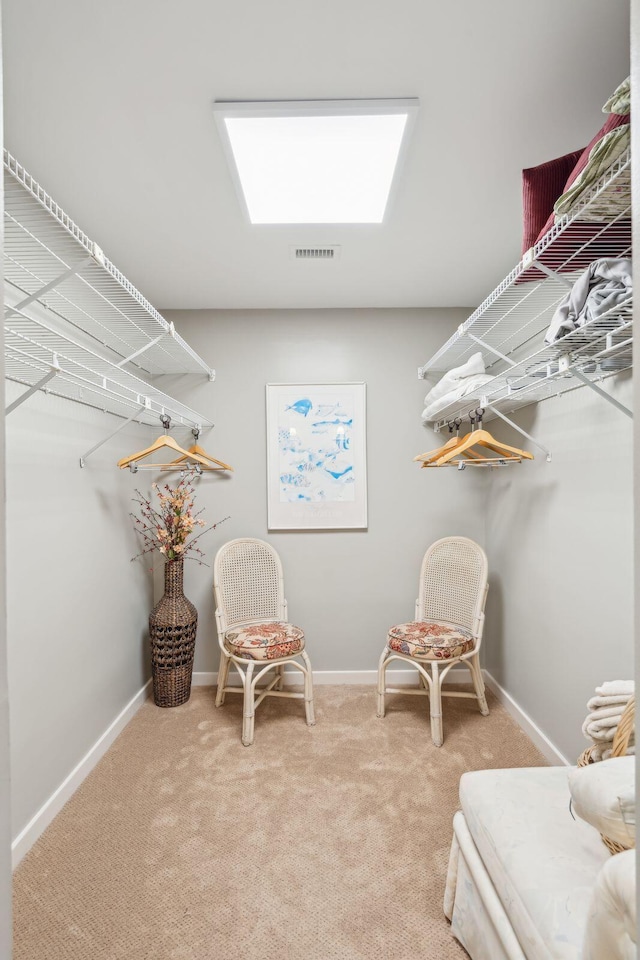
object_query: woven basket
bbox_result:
[149,559,197,708]
[577,694,635,855]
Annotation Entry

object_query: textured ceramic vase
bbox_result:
[149,559,197,707]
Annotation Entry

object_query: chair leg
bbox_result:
[215,653,231,707]
[469,654,489,716]
[275,663,285,690]
[242,661,255,746]
[429,662,443,747]
[377,646,390,718]
[301,651,316,726]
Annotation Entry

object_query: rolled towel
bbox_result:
[595,680,634,698]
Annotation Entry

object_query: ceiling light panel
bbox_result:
[212,99,418,224]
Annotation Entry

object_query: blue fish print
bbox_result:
[325,465,353,480]
[314,402,342,418]
[312,418,353,428]
[286,398,312,417]
[280,473,309,487]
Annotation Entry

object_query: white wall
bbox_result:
[165,307,634,765]
[484,376,633,762]
[161,307,486,675]
[5,385,153,840]
[0,5,13,943]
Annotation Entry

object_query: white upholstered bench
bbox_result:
[444,766,636,960]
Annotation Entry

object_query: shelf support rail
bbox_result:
[467,334,519,368]
[5,354,61,415]
[79,399,151,468]
[3,256,95,318]
[418,332,519,380]
[569,369,633,419]
[522,257,575,290]
[115,330,169,368]
[479,396,552,462]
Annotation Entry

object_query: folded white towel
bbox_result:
[586,705,629,723]
[423,351,486,406]
[582,712,626,740]
[595,680,634,698]
[587,694,633,710]
[587,724,618,743]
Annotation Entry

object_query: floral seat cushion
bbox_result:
[387,620,475,661]
[224,621,305,661]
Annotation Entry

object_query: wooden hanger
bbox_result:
[414,419,485,466]
[435,428,533,466]
[167,430,233,472]
[117,416,215,472]
[415,410,533,469]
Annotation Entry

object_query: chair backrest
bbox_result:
[417,537,488,636]
[213,538,285,632]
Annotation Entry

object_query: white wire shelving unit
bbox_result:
[419,147,632,440]
[3,150,214,443]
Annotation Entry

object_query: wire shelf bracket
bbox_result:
[79,401,150,468]
[480,397,552,462]
[4,256,96,318]
[5,353,61,415]
[569,369,632,419]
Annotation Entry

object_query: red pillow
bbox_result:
[534,110,630,243]
[522,149,583,253]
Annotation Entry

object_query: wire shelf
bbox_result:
[431,299,632,427]
[3,151,214,431]
[5,303,210,429]
[421,147,632,383]
[4,151,214,379]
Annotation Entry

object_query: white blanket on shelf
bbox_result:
[423,351,486,405]
[421,352,494,423]
[422,373,494,422]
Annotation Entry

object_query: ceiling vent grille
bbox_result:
[291,245,341,260]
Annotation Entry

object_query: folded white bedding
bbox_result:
[423,351,486,407]
[421,373,494,422]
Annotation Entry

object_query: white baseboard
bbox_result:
[483,671,570,767]
[11,680,152,869]
[192,667,473,687]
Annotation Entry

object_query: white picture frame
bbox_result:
[266,382,367,530]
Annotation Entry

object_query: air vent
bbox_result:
[291,245,341,260]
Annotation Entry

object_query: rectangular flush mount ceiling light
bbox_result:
[212,99,419,224]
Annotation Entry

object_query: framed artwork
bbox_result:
[266,382,367,530]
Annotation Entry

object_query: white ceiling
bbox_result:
[1,1,630,311]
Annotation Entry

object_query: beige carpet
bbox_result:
[13,684,545,960]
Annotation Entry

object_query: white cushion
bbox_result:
[568,756,635,848]
[460,766,609,960]
[582,849,636,960]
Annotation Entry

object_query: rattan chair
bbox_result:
[213,537,315,746]
[377,536,489,747]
